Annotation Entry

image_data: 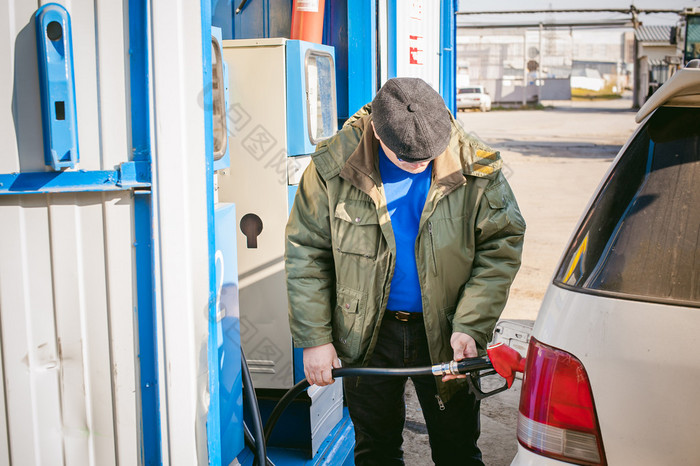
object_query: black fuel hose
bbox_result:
[241,349,273,466]
[243,423,275,466]
[263,358,494,444]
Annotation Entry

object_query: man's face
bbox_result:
[372,122,432,174]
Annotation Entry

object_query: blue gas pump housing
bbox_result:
[210,26,242,464]
[35,3,79,171]
[214,203,244,464]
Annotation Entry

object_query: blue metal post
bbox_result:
[129,0,151,163]
[128,1,160,464]
[200,0,223,463]
[134,191,159,466]
[440,0,456,114]
[387,0,397,80]
[323,0,349,122]
[347,0,377,115]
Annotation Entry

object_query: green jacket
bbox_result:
[285,105,525,400]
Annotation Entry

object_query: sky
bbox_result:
[457,0,699,26]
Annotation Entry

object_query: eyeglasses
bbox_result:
[398,157,430,164]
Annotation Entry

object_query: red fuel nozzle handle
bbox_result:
[487,342,527,388]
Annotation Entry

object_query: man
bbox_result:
[285,77,525,465]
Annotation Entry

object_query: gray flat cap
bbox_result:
[372,77,451,163]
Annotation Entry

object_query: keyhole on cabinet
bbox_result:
[240,213,263,248]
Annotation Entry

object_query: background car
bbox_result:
[512,60,700,465]
[457,85,492,111]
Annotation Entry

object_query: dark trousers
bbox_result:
[344,314,483,466]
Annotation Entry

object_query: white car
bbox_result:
[457,85,491,111]
[512,60,700,465]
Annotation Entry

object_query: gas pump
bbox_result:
[217,38,343,457]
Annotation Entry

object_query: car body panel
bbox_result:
[525,285,700,465]
[512,444,571,465]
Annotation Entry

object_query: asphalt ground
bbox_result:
[402,95,639,465]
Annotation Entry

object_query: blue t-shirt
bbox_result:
[378,147,433,313]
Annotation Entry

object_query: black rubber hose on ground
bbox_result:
[262,359,494,445]
[241,349,274,466]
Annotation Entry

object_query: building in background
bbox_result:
[456,27,635,104]
[457,23,686,106]
[634,25,681,105]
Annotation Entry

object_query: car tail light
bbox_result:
[518,338,606,465]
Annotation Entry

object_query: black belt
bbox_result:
[385,310,423,322]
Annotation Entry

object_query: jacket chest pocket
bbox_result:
[333,200,380,259]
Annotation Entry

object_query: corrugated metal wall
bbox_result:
[0,1,141,464]
[0,192,140,465]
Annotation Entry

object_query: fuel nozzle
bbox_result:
[430,358,493,377]
[430,343,527,400]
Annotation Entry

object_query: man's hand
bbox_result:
[303,343,341,386]
[442,332,478,382]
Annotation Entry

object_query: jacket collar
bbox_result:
[339,115,467,200]
[339,115,382,201]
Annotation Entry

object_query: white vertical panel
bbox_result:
[150,0,210,464]
[92,0,131,169]
[102,191,140,465]
[58,0,102,170]
[0,195,64,465]
[53,193,127,464]
[0,320,8,464]
[395,0,441,90]
[0,192,139,466]
[49,195,92,465]
[48,194,115,464]
[0,0,45,173]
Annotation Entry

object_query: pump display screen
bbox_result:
[305,51,337,144]
[211,36,228,161]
